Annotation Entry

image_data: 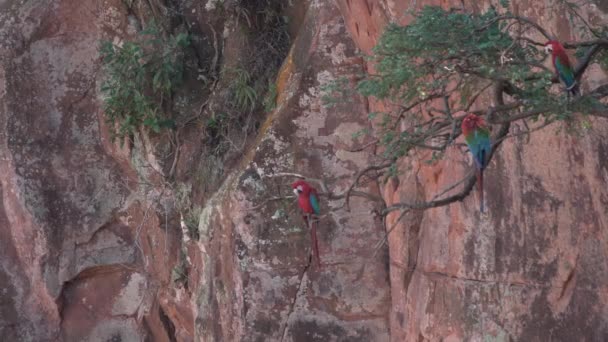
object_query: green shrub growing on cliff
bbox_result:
[100,26,189,141]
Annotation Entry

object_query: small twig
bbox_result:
[264,172,307,179]
[519,36,546,47]
[206,22,219,75]
[345,139,379,152]
[244,196,295,211]
[381,82,512,215]
[564,39,608,48]
[431,170,475,201]
[495,119,556,144]
[262,173,329,196]
[168,130,180,179]
[573,44,600,80]
[135,201,154,259]
[343,161,393,211]
[465,82,493,111]
[372,208,411,258]
[478,15,553,40]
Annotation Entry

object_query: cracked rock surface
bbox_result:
[339,0,608,341]
[1,0,608,341]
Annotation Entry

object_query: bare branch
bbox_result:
[245,195,295,211]
[345,139,379,152]
[464,82,493,111]
[372,208,411,258]
[342,161,393,211]
[519,36,546,47]
[264,172,307,180]
[430,170,475,201]
[574,44,601,79]
[479,15,552,41]
[382,82,512,215]
[590,84,608,99]
[564,39,608,48]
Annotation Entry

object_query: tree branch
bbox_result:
[381,82,512,216]
[480,15,552,41]
[342,161,393,211]
[574,44,601,79]
[590,84,608,99]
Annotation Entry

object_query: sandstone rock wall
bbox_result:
[1,0,607,341]
[338,0,608,341]
[193,0,391,340]
[0,1,188,340]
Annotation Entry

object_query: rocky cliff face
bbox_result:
[339,1,608,341]
[0,0,607,341]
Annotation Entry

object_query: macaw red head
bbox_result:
[461,113,485,135]
[544,40,563,55]
[292,180,312,196]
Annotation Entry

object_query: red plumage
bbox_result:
[545,40,579,96]
[292,180,321,267]
[547,41,573,69]
[293,180,316,214]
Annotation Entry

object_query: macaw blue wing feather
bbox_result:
[555,56,575,88]
[309,192,321,215]
[465,127,491,170]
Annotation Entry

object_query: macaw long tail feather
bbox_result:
[567,81,580,97]
[311,220,321,267]
[478,170,484,213]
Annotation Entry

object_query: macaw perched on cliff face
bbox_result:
[292,180,321,267]
[461,113,491,213]
[544,40,579,96]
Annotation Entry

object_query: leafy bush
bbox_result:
[100,26,189,141]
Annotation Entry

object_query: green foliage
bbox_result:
[358,6,541,103]
[355,6,603,163]
[196,0,290,164]
[227,67,258,111]
[206,112,228,131]
[100,26,189,141]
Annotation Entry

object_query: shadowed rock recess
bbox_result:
[0,0,607,341]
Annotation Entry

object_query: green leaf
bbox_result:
[99,26,186,139]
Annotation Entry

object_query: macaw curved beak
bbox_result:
[544,45,552,54]
[293,188,300,196]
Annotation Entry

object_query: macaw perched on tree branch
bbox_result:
[545,40,580,96]
[292,180,321,267]
[461,113,492,213]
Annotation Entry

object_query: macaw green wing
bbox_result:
[465,127,491,169]
[309,191,321,215]
[555,55,575,87]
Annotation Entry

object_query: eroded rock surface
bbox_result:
[193,0,390,340]
[0,1,185,340]
[338,0,608,341]
[1,0,607,341]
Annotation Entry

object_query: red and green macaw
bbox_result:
[292,180,321,267]
[461,113,491,213]
[545,40,579,96]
